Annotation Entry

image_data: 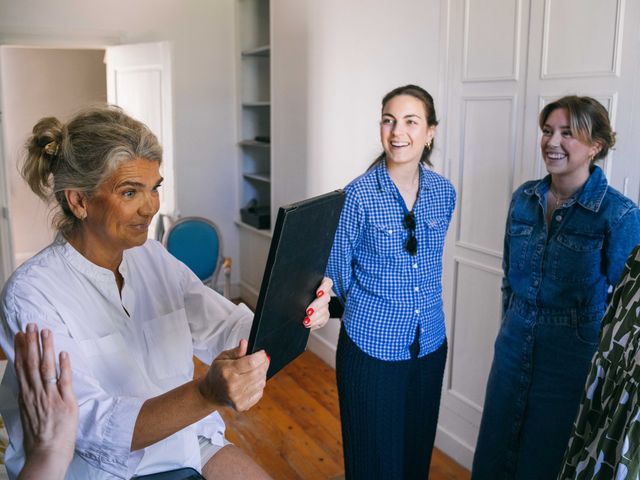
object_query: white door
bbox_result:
[0,109,14,287]
[105,41,175,239]
[437,0,640,469]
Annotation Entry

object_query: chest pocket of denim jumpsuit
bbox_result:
[507,220,534,271]
[552,231,604,284]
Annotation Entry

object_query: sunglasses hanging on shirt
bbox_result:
[403,211,417,256]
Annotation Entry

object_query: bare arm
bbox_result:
[132,276,328,451]
[131,339,268,451]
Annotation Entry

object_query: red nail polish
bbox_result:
[306,308,314,316]
[317,290,325,298]
[303,317,311,326]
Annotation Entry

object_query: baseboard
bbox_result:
[214,280,240,300]
[435,424,474,470]
[239,281,259,309]
[307,331,337,368]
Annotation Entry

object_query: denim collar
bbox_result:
[524,166,608,213]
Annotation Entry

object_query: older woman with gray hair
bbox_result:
[0,105,332,479]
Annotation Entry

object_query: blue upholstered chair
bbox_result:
[162,216,231,297]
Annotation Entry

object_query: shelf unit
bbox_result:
[238,0,271,229]
[236,0,273,307]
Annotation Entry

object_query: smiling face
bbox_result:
[82,158,162,255]
[380,94,435,168]
[540,108,602,182]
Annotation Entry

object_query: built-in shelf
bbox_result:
[235,219,273,238]
[237,0,273,302]
[243,172,271,183]
[242,101,270,108]
[242,44,270,56]
[239,139,270,148]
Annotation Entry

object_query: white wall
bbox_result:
[271,0,447,364]
[0,0,242,278]
[0,47,106,265]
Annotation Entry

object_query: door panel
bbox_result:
[457,97,516,256]
[437,0,640,469]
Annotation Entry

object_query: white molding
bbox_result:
[306,331,337,369]
[0,65,15,285]
[445,257,502,413]
[0,27,121,48]
[455,240,503,259]
[462,0,522,82]
[456,95,516,254]
[541,0,625,79]
[454,256,504,278]
[239,280,259,309]
[447,386,483,414]
[435,424,475,469]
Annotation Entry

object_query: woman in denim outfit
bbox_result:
[472,96,640,480]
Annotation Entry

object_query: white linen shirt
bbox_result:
[0,239,253,479]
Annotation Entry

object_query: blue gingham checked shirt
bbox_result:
[326,161,456,360]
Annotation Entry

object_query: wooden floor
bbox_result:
[196,351,470,480]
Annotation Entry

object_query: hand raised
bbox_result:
[15,323,78,479]
[199,339,269,412]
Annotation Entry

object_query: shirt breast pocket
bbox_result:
[367,222,405,257]
[507,221,534,270]
[552,231,604,284]
[78,332,148,396]
[424,216,449,251]
[142,308,193,383]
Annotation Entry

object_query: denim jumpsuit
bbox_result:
[472,167,640,480]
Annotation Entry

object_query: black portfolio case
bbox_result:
[247,190,345,378]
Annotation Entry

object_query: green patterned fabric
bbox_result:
[559,245,640,479]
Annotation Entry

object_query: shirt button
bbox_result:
[412,263,418,269]
[414,286,419,292]
[533,280,539,286]
[388,229,393,234]
[555,215,562,222]
[415,309,420,314]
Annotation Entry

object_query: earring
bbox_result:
[425,140,432,151]
[78,212,87,220]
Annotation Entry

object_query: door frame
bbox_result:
[0,96,15,286]
[0,31,175,283]
[0,31,120,285]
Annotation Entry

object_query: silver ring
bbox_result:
[45,377,57,384]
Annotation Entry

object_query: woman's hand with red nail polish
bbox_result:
[303,277,333,330]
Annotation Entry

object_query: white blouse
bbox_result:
[0,239,253,479]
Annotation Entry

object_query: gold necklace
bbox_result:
[548,187,572,209]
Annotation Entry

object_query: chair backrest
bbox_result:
[163,216,223,284]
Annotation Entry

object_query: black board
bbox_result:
[247,190,345,378]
